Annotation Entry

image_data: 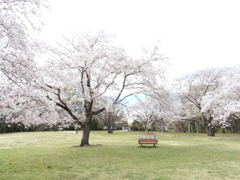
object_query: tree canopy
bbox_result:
[1,1,240,141]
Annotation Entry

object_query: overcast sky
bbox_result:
[42,0,240,78]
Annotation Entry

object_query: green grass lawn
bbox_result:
[1,131,240,180]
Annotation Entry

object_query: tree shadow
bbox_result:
[72,144,102,148]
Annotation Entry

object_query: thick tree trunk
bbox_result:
[108,128,113,134]
[80,112,93,147]
[206,124,215,136]
[201,112,215,136]
[80,122,91,146]
[206,114,215,136]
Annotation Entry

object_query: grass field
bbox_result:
[1,131,240,180]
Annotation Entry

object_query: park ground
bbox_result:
[1,131,240,180]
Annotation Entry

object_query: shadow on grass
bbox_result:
[72,144,103,148]
[138,146,160,148]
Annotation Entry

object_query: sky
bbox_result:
[42,0,240,78]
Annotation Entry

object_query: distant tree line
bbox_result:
[0,117,129,133]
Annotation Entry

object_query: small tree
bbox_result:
[130,94,171,132]
[131,120,144,131]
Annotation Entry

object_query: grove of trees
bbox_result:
[1,1,240,147]
[173,67,240,135]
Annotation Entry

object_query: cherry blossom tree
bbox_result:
[130,89,172,132]
[0,0,52,132]
[0,1,170,145]
[33,31,168,146]
[0,0,48,83]
[0,72,60,133]
[201,66,240,133]
[174,68,224,136]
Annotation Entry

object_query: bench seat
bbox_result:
[138,138,158,146]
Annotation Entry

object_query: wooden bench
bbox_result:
[138,138,158,147]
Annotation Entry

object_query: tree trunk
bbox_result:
[108,127,113,133]
[222,128,225,133]
[200,112,205,126]
[206,114,215,136]
[107,112,113,134]
[80,112,93,147]
[206,124,215,136]
[201,112,215,136]
[195,122,199,133]
[80,122,91,146]
[4,123,6,133]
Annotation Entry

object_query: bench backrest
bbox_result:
[138,135,156,139]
